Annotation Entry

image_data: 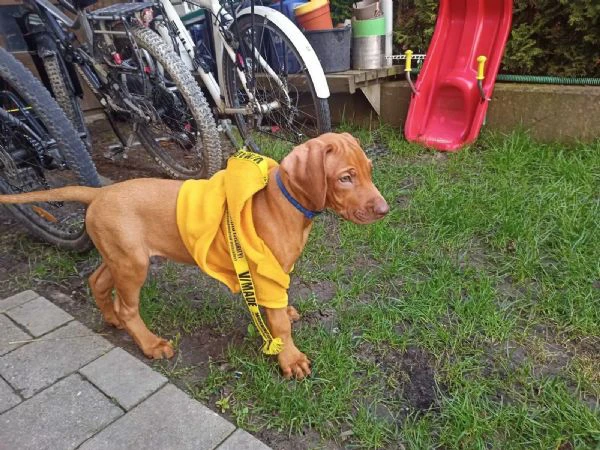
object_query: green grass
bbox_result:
[204,128,599,448]
[3,128,598,449]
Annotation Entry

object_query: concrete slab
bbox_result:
[80,347,167,410]
[0,290,39,312]
[487,83,600,143]
[0,374,122,450]
[6,296,73,337]
[0,321,113,398]
[217,429,272,450]
[0,314,31,356]
[0,376,21,414]
[80,383,236,450]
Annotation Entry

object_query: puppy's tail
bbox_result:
[0,186,100,205]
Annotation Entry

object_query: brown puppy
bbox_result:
[0,132,388,379]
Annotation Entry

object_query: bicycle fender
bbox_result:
[236,6,330,99]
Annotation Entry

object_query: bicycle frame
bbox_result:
[154,0,330,115]
[21,0,191,150]
[22,0,107,98]
[0,93,58,167]
[153,0,263,115]
[20,0,330,150]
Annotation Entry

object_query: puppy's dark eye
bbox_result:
[339,175,352,183]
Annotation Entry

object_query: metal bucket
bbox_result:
[353,0,381,20]
[352,35,384,69]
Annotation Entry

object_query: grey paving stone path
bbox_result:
[0,291,271,450]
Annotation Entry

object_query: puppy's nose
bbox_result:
[374,198,389,217]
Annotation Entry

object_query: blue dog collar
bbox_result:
[275,170,322,220]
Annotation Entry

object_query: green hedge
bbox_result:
[330,0,600,77]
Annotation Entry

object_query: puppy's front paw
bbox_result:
[278,346,311,380]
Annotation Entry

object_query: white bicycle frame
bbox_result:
[153,0,330,116]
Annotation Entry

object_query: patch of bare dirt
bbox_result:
[87,118,236,183]
[258,428,341,450]
[356,342,439,414]
[484,324,599,382]
[88,119,168,182]
[288,277,337,305]
[506,340,572,377]
[395,176,418,210]
[455,238,497,273]
[416,151,449,164]
[364,143,390,159]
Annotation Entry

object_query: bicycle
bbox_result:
[0,46,101,251]
[16,0,221,178]
[148,0,332,149]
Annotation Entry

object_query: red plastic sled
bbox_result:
[404,0,513,151]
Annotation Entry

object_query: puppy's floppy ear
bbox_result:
[280,137,333,211]
[341,132,360,147]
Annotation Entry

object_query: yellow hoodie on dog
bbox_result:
[176,152,289,309]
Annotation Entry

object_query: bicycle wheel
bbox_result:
[121,27,221,179]
[42,53,92,151]
[0,47,101,252]
[223,14,331,148]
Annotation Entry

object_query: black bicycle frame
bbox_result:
[21,2,83,97]
[0,91,61,171]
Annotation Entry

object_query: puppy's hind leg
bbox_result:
[287,306,301,323]
[110,253,174,360]
[89,262,121,328]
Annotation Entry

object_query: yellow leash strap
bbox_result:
[224,149,283,356]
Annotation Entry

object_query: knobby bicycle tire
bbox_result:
[42,53,92,151]
[0,47,101,252]
[131,27,222,178]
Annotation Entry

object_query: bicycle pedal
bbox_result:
[104,143,130,161]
